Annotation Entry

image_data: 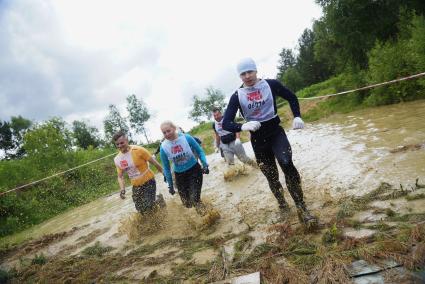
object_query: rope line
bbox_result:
[298,72,425,100]
[2,72,425,197]
[0,152,116,197]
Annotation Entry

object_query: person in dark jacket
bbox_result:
[222,58,317,227]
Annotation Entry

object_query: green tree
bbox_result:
[277,48,296,82]
[0,116,32,159]
[296,28,332,88]
[314,0,425,71]
[281,67,304,92]
[189,87,226,123]
[409,14,425,71]
[103,104,129,142]
[10,115,32,157]
[277,30,332,91]
[311,19,341,75]
[126,94,151,144]
[23,119,71,170]
[0,121,13,158]
[365,13,425,105]
[72,120,101,149]
[47,117,73,149]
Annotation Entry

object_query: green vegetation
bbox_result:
[365,221,393,233]
[232,234,254,263]
[188,122,215,155]
[0,268,14,283]
[322,223,343,245]
[126,94,151,144]
[278,1,425,91]
[81,241,113,257]
[31,253,47,265]
[189,87,227,123]
[0,147,118,238]
[284,12,425,121]
[0,106,165,240]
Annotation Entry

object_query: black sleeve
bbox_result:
[222,93,243,133]
[212,122,216,133]
[267,79,301,118]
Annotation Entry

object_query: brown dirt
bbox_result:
[0,225,86,262]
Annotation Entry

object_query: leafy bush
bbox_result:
[0,148,117,237]
[297,71,366,99]
[295,15,425,121]
[296,71,367,121]
[365,14,425,106]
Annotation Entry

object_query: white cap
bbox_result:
[236,58,257,75]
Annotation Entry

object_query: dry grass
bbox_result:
[340,238,368,251]
[311,257,353,284]
[259,198,425,282]
[207,248,228,283]
[81,241,113,257]
[54,227,110,256]
[349,181,416,204]
[15,254,134,283]
[143,250,180,266]
[266,222,294,243]
[407,243,425,269]
[261,261,309,284]
[9,219,425,283]
[410,223,425,242]
[5,180,425,283]
[208,260,226,283]
[0,225,85,261]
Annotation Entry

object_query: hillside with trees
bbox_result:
[277,0,425,119]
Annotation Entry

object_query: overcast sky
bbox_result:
[0,0,322,141]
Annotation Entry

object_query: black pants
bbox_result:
[251,126,305,206]
[132,179,156,213]
[175,163,203,208]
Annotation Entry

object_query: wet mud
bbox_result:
[1,100,425,283]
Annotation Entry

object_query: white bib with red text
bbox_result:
[161,134,195,166]
[237,79,276,122]
[214,118,233,137]
[114,150,145,179]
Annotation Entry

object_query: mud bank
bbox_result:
[1,100,424,283]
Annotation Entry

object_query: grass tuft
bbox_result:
[31,253,47,265]
[322,223,343,245]
[81,241,113,257]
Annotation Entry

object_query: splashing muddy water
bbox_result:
[1,100,424,280]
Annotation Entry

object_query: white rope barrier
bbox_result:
[0,152,116,197]
[2,72,425,197]
[298,72,425,100]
